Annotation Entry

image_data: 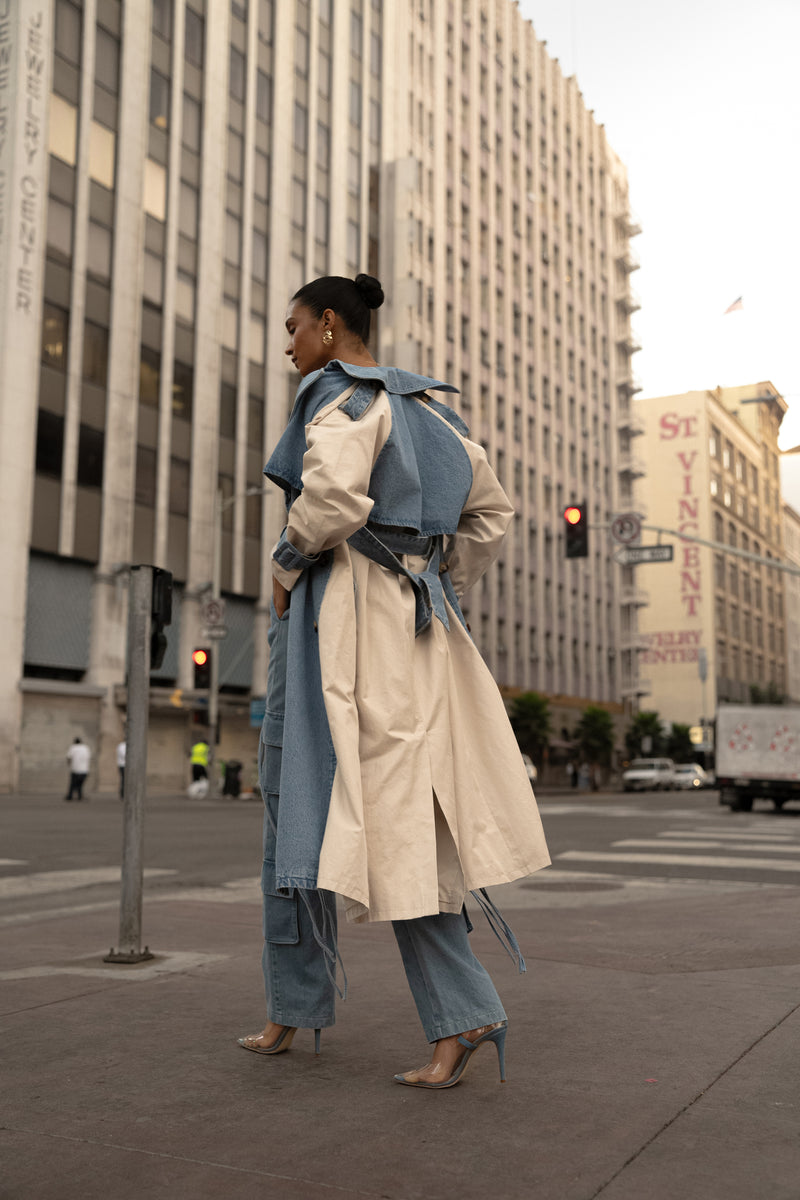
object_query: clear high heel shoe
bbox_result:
[237,1026,322,1056]
[393,1021,507,1089]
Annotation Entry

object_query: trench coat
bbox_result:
[263,361,550,925]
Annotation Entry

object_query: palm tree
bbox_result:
[508,692,552,765]
[574,706,615,788]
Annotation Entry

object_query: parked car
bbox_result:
[521,754,538,785]
[672,763,709,790]
[622,758,676,792]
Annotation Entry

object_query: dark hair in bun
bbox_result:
[292,274,384,343]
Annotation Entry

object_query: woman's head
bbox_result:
[285,274,384,376]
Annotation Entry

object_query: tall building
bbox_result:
[783,502,800,703]
[635,383,789,728]
[1,0,640,793]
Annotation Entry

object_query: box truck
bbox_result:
[716,704,800,812]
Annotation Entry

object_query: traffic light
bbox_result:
[192,647,211,689]
[564,502,589,559]
[150,568,173,671]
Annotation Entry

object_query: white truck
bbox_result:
[716,704,800,812]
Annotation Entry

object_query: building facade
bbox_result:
[783,502,800,703]
[635,383,789,729]
[1,0,640,793]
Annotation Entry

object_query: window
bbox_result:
[152,0,172,40]
[77,425,104,488]
[135,446,156,507]
[182,94,201,151]
[256,70,271,123]
[139,346,160,406]
[88,121,115,188]
[229,47,245,102]
[175,272,196,324]
[95,28,120,93]
[224,213,241,267]
[55,0,82,67]
[83,322,109,385]
[172,360,193,418]
[254,150,269,200]
[42,304,69,368]
[169,457,190,515]
[86,221,112,280]
[293,102,308,152]
[46,198,74,262]
[184,9,204,66]
[36,410,64,478]
[48,94,77,165]
[149,70,170,130]
[252,229,267,282]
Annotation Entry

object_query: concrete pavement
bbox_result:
[2,810,800,1198]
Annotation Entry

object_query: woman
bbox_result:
[238,274,550,1088]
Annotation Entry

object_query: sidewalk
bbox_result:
[3,867,800,1198]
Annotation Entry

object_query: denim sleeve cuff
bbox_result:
[272,531,320,572]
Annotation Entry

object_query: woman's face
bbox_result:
[284,300,334,377]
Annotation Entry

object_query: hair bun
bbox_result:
[354,273,384,310]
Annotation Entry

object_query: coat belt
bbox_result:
[347,525,452,636]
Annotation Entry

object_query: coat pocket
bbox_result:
[261,859,299,944]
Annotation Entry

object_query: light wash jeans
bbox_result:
[259,601,506,1043]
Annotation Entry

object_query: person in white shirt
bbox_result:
[65,737,91,801]
[116,740,127,799]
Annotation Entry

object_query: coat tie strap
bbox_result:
[347,525,451,636]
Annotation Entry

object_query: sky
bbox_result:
[518,0,800,509]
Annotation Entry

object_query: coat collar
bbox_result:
[294,360,459,407]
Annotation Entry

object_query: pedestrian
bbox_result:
[566,761,576,788]
[64,736,90,801]
[238,274,550,1088]
[116,739,126,799]
[190,738,209,782]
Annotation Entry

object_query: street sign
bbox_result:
[201,625,228,640]
[610,512,642,544]
[615,544,674,566]
[202,598,226,626]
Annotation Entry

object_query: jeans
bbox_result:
[260,601,506,1042]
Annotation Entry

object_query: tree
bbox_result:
[508,692,552,764]
[749,682,786,705]
[666,723,694,763]
[574,706,615,788]
[624,710,665,760]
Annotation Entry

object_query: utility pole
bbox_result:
[106,565,154,963]
[105,565,171,963]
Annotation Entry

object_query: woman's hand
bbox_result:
[273,576,291,619]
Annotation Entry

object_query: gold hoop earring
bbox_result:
[322,329,333,346]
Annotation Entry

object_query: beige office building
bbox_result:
[634,384,788,729]
[1,0,640,793]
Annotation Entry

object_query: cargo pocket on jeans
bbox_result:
[261,858,299,944]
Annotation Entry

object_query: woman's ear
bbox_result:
[321,307,336,332]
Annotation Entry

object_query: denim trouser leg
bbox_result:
[261,795,338,1028]
[392,911,507,1043]
[260,602,337,1029]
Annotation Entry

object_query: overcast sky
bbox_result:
[518,0,800,508]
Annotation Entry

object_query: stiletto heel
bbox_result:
[393,1021,508,1089]
[238,1025,322,1056]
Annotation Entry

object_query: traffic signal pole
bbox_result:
[208,488,223,791]
[105,565,154,963]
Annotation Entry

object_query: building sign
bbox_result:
[659,411,703,617]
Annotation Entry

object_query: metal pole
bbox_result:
[105,565,154,963]
[207,488,223,791]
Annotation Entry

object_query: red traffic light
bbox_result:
[192,648,209,667]
[564,505,583,525]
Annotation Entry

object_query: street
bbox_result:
[4,788,800,925]
[3,789,800,1200]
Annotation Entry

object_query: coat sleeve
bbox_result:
[271,393,392,590]
[444,440,515,598]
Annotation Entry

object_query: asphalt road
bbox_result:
[3,786,800,925]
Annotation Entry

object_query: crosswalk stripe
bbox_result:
[0,867,176,900]
[0,859,27,867]
[557,850,800,872]
[612,839,800,854]
[660,829,799,842]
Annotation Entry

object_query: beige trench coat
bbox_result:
[272,387,551,923]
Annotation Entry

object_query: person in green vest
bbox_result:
[190,739,209,782]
